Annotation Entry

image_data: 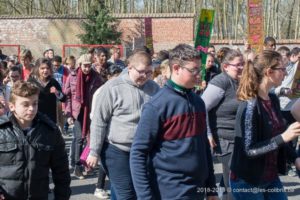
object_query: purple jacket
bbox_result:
[64,68,103,120]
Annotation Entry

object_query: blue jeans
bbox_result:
[110,185,117,200]
[230,176,287,200]
[101,142,136,200]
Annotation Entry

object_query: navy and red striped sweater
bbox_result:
[130,80,217,200]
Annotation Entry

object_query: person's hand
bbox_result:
[285,88,293,96]
[2,76,9,85]
[295,157,300,170]
[0,96,6,108]
[208,136,217,148]
[67,117,74,125]
[201,80,207,90]
[207,196,219,200]
[86,155,98,168]
[281,122,300,143]
[0,194,5,200]
[50,86,58,95]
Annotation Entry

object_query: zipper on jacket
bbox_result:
[14,127,29,198]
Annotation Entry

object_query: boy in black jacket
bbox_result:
[0,81,71,200]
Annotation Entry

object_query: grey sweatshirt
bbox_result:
[89,72,159,156]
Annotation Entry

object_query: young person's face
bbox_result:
[48,50,54,59]
[268,60,287,87]
[223,56,244,80]
[206,55,215,69]
[95,53,107,65]
[9,71,21,83]
[81,63,92,74]
[21,57,31,67]
[280,53,290,67]
[67,60,76,70]
[52,61,61,71]
[9,95,38,125]
[264,41,276,51]
[174,59,201,89]
[113,49,121,60]
[128,62,153,86]
[290,53,300,64]
[39,64,51,79]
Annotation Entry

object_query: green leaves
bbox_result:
[78,5,122,45]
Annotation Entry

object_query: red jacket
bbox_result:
[64,68,103,119]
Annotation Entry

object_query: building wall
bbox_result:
[0,14,194,59]
[1,14,300,60]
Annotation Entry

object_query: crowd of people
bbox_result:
[0,38,299,200]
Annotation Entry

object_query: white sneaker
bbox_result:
[94,188,109,199]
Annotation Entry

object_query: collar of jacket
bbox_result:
[167,79,191,94]
[122,71,148,89]
[0,112,56,130]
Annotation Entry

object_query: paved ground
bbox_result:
[50,135,300,200]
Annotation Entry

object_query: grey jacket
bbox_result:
[90,72,159,155]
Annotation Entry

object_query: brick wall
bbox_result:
[0,14,195,59]
[1,14,299,60]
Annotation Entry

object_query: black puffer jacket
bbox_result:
[0,113,71,200]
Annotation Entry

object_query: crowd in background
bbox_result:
[0,38,299,200]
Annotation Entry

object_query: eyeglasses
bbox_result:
[180,66,201,75]
[132,66,153,76]
[226,62,245,68]
[272,67,287,72]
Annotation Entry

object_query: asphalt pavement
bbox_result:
[49,134,300,200]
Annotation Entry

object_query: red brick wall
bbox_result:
[1,14,299,59]
[0,14,195,58]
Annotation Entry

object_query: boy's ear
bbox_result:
[8,102,15,112]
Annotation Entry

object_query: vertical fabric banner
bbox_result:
[289,62,300,99]
[194,9,215,80]
[144,17,154,54]
[248,0,264,53]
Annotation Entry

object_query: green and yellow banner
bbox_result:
[194,9,215,80]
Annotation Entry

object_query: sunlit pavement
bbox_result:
[49,134,300,200]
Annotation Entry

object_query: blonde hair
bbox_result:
[237,50,282,101]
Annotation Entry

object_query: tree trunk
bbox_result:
[234,0,239,40]
[269,0,274,36]
[274,0,279,39]
[217,1,223,39]
[295,0,300,39]
[223,0,227,38]
[287,0,296,38]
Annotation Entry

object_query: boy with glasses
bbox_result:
[87,51,159,199]
[130,44,218,200]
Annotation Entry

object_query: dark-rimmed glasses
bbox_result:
[226,62,245,68]
[132,66,153,76]
[180,66,201,75]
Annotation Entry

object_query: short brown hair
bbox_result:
[168,44,201,72]
[127,51,151,67]
[10,81,40,103]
